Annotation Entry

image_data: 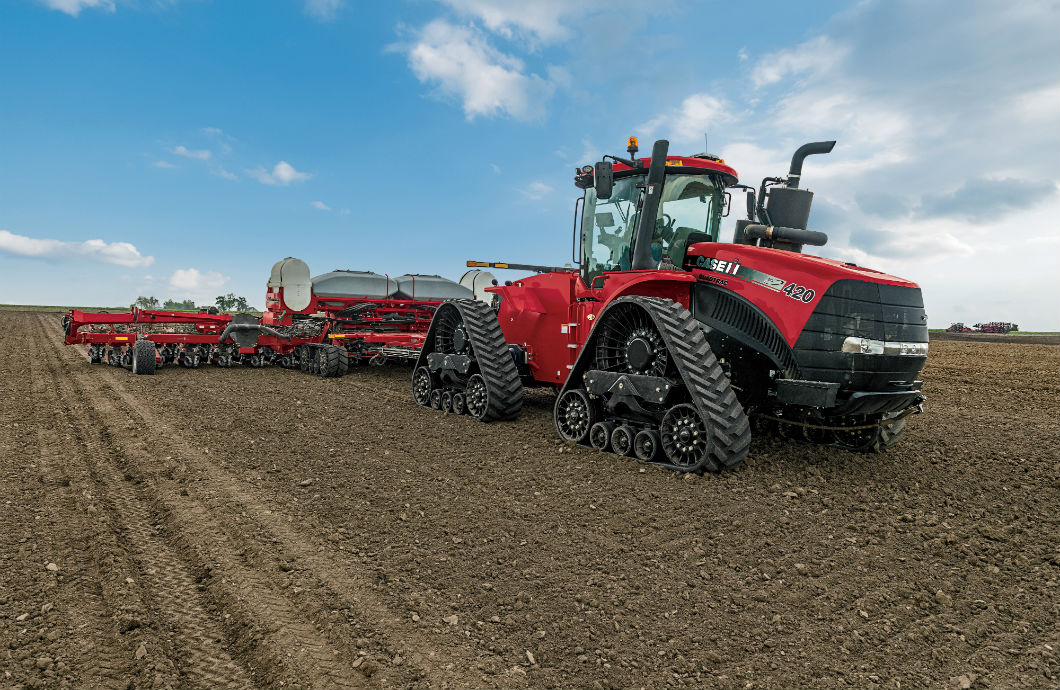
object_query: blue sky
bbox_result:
[1,0,1058,328]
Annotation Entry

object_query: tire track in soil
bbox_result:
[30,315,258,690]
[4,317,142,689]
[39,315,495,689]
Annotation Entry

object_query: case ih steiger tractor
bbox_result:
[413,137,929,473]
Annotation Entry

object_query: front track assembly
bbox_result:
[556,296,751,473]
[412,300,523,422]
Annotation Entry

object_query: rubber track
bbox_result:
[563,296,751,472]
[415,300,523,421]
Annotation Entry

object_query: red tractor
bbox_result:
[412,138,929,472]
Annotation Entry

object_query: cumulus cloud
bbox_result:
[522,181,553,200]
[304,0,343,21]
[37,0,113,16]
[639,94,734,146]
[168,268,228,294]
[245,161,312,185]
[0,229,154,267]
[750,36,847,88]
[152,160,176,169]
[398,20,556,121]
[310,200,331,211]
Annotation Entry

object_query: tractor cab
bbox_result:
[574,138,739,285]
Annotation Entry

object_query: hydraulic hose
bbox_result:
[741,224,828,247]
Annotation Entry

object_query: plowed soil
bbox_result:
[2,310,1057,690]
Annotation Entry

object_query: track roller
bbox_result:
[633,429,660,462]
[440,391,453,413]
[451,392,466,415]
[429,389,442,410]
[589,422,614,451]
[610,425,636,456]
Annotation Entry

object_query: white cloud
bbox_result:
[398,20,555,121]
[522,181,553,200]
[152,160,176,169]
[245,161,312,186]
[750,36,846,88]
[490,163,501,174]
[214,167,238,181]
[310,200,331,211]
[304,0,343,21]
[339,208,351,216]
[173,145,211,160]
[168,268,228,296]
[37,0,113,16]
[639,94,734,146]
[0,229,154,267]
[438,0,575,42]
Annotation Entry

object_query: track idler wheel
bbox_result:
[555,389,596,444]
[464,374,489,420]
[660,403,716,473]
[610,425,636,456]
[412,367,433,407]
[589,422,614,451]
[633,429,660,462]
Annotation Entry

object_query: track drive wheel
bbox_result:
[130,339,156,375]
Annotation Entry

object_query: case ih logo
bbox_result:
[702,257,741,275]
[692,255,787,292]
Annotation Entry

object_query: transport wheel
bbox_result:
[633,429,660,462]
[121,350,133,367]
[429,389,443,410]
[555,389,596,444]
[299,347,311,373]
[88,345,102,364]
[130,340,156,375]
[451,392,466,415]
[660,403,712,472]
[440,391,453,413]
[589,422,614,451]
[334,347,349,377]
[610,425,635,456]
[316,347,332,377]
[412,367,433,406]
[464,374,489,420]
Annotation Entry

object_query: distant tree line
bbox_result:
[132,293,253,312]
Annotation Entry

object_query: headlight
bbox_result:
[841,337,928,356]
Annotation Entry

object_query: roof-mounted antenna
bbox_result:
[704,132,708,156]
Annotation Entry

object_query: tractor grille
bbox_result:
[794,279,928,390]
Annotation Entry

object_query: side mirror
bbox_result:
[745,189,756,220]
[594,161,614,200]
[721,191,732,217]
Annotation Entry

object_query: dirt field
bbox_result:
[2,310,1057,690]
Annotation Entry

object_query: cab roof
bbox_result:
[610,155,739,186]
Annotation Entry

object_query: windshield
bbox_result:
[580,174,722,283]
